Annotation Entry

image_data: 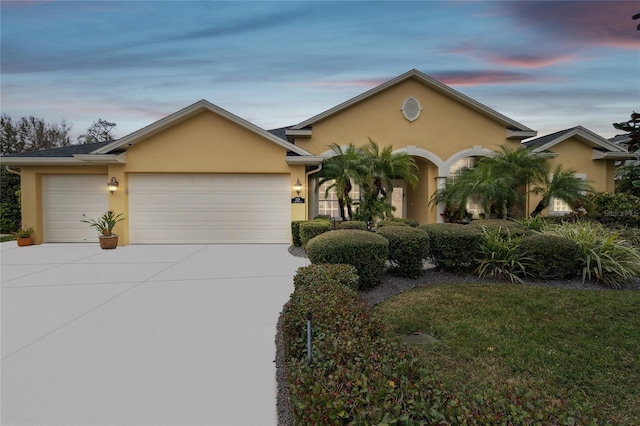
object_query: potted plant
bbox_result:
[82,211,125,249]
[16,227,34,246]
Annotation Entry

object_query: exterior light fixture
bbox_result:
[108,177,119,195]
[294,178,302,195]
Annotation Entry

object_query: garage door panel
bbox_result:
[129,174,290,244]
[42,175,109,243]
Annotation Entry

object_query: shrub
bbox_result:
[514,216,549,232]
[291,221,305,247]
[299,219,332,248]
[517,234,580,279]
[338,220,368,230]
[468,219,533,237]
[375,219,409,228]
[475,226,530,284]
[419,223,483,271]
[376,226,429,278]
[585,192,640,228]
[306,230,388,290]
[544,221,640,288]
[293,264,359,292]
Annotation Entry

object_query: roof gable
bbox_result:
[523,126,628,153]
[290,69,535,133]
[95,99,313,157]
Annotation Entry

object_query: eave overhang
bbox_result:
[285,129,312,138]
[285,155,324,165]
[592,151,639,160]
[73,153,127,164]
[507,129,538,140]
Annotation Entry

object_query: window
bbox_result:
[449,157,482,218]
[549,173,587,216]
[318,180,361,218]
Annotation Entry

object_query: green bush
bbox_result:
[544,221,640,288]
[475,227,530,283]
[306,230,388,290]
[282,277,602,424]
[517,234,580,279]
[468,219,533,237]
[514,216,549,232]
[375,219,409,228]
[376,226,429,278]
[293,264,359,292]
[338,220,368,230]
[419,223,483,271]
[291,221,304,247]
[585,192,640,228]
[299,219,332,248]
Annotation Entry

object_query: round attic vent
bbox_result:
[401,96,422,122]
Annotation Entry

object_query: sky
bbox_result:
[1,0,639,143]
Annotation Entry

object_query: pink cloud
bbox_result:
[430,70,559,87]
[482,53,578,69]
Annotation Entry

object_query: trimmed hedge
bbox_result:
[291,221,305,247]
[293,264,359,292]
[306,230,388,290]
[419,223,483,271]
[517,234,580,280]
[468,219,533,237]
[338,220,368,230]
[299,219,333,248]
[281,276,602,424]
[376,218,419,228]
[376,226,429,278]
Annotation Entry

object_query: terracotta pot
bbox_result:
[17,237,33,247]
[99,235,118,249]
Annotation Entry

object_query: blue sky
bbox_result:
[1,1,639,142]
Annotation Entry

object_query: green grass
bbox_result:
[374,283,640,425]
[0,234,17,242]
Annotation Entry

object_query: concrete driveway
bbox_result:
[1,242,308,425]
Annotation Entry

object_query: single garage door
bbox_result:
[129,174,291,244]
[42,175,109,242]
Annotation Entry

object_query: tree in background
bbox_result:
[613,111,640,153]
[1,115,74,233]
[1,114,72,154]
[77,118,117,144]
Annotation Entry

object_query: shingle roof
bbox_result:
[1,140,113,158]
[521,128,576,148]
[267,126,292,141]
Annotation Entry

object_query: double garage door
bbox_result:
[42,174,291,244]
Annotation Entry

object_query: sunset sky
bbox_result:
[1,1,638,142]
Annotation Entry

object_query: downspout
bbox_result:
[5,166,21,176]
[305,164,323,221]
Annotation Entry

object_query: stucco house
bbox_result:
[1,69,635,245]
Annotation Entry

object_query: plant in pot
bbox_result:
[16,227,34,247]
[82,211,125,249]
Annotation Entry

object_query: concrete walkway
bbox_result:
[1,242,308,425]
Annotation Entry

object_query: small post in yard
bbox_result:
[306,312,313,365]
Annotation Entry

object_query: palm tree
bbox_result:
[358,139,419,220]
[317,143,366,220]
[530,165,593,217]
[431,146,549,219]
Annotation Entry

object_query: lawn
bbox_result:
[0,234,17,242]
[374,283,640,425]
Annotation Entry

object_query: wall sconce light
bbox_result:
[108,177,119,195]
[294,178,302,196]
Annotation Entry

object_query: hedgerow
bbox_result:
[299,219,332,248]
[338,220,368,230]
[281,274,602,424]
[293,264,359,292]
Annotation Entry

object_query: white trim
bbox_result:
[592,150,638,160]
[393,146,445,170]
[401,96,422,122]
[285,129,312,138]
[285,156,324,165]
[442,146,495,177]
[73,153,127,164]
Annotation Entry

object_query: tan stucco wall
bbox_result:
[527,137,616,216]
[18,110,304,245]
[294,77,520,225]
[19,166,109,244]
